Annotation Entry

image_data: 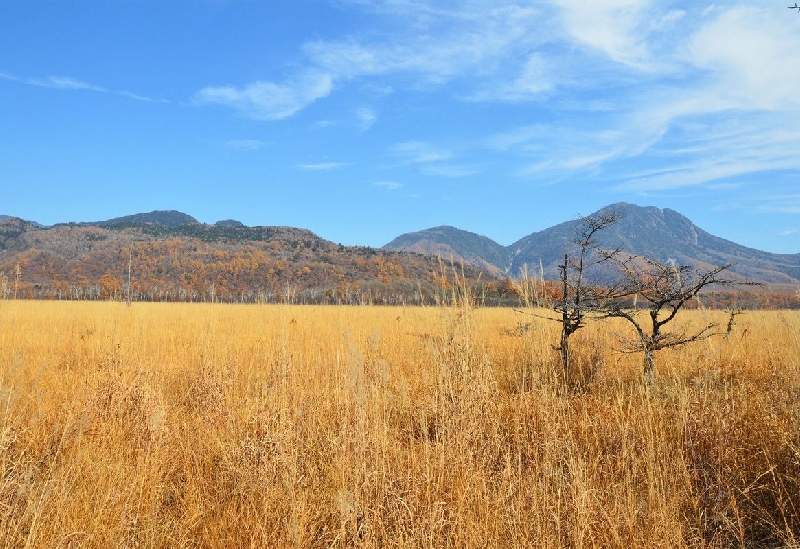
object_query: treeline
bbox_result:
[2,266,798,309]
[0,230,496,305]
[1,220,799,308]
[0,221,465,303]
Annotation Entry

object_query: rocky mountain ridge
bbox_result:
[384,202,800,285]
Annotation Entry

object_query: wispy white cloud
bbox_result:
[118,90,169,103]
[614,109,800,192]
[374,181,403,190]
[423,163,481,178]
[311,119,336,129]
[186,0,800,199]
[747,191,800,216]
[201,1,567,121]
[701,5,716,17]
[357,107,377,131]
[1,70,167,102]
[705,182,742,191]
[761,206,800,215]
[619,162,775,193]
[487,125,546,152]
[389,140,479,177]
[467,54,554,102]
[191,2,548,122]
[27,76,107,92]
[480,3,800,196]
[687,6,800,110]
[391,140,452,164]
[194,70,333,120]
[302,2,548,91]
[493,122,635,180]
[296,161,348,171]
[554,0,653,69]
[712,191,800,221]
[222,139,266,152]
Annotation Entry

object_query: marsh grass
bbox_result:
[0,301,798,547]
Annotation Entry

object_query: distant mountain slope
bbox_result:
[92,210,200,228]
[0,214,490,304]
[215,219,245,227]
[509,203,800,284]
[0,215,43,228]
[383,226,510,275]
[0,217,43,251]
[383,203,800,285]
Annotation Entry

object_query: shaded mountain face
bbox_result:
[215,219,245,227]
[0,215,44,228]
[385,203,800,285]
[91,210,200,228]
[0,217,43,251]
[383,226,511,275]
[509,203,800,284]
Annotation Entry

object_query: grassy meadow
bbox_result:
[0,300,798,548]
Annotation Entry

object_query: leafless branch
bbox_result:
[604,257,761,389]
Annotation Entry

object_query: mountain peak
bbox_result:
[215,219,246,227]
[384,225,511,275]
[387,203,800,284]
[95,210,200,228]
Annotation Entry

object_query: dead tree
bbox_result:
[126,249,132,307]
[549,211,626,386]
[724,305,746,339]
[511,210,628,387]
[605,257,759,389]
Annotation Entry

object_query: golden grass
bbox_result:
[0,300,798,548]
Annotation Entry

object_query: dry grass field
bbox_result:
[0,299,798,548]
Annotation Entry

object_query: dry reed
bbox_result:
[0,301,798,547]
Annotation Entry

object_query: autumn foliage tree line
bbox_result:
[0,217,799,308]
[0,221,494,305]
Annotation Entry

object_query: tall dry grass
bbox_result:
[0,300,798,548]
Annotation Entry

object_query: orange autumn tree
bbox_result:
[99,271,123,300]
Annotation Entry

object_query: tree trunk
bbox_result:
[643,347,655,390]
[560,328,570,388]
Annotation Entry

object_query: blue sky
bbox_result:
[2,1,799,254]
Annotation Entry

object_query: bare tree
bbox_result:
[126,249,132,307]
[552,211,626,386]
[515,210,624,387]
[13,263,21,300]
[724,305,746,339]
[605,257,759,389]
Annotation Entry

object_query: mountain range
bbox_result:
[1,204,799,304]
[0,211,488,304]
[383,202,800,285]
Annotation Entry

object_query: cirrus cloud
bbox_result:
[296,161,348,171]
[374,181,403,190]
[194,70,333,120]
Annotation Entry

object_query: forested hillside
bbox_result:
[0,216,495,304]
[3,206,799,308]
